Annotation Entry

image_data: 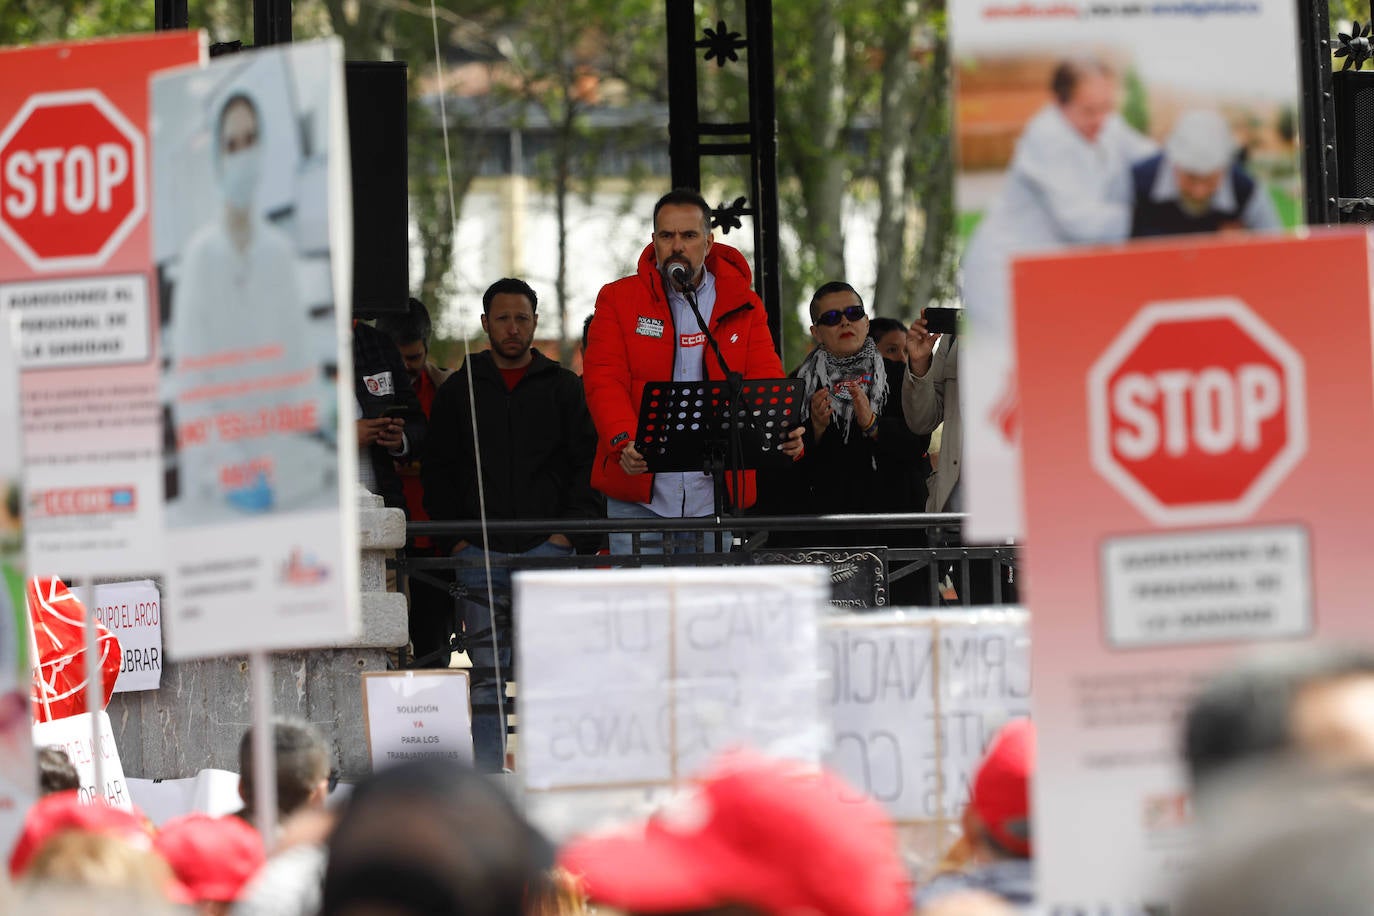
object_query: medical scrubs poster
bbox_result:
[0,34,201,578]
[0,315,35,855]
[950,2,1304,542]
[1013,231,1374,910]
[152,39,359,658]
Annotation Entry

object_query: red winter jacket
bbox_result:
[584,242,785,507]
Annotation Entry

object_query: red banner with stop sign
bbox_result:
[0,34,202,580]
[1012,229,1374,908]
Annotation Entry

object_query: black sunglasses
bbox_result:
[816,305,866,326]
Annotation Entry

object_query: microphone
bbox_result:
[665,261,690,291]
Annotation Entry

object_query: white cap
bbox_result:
[1165,110,1236,175]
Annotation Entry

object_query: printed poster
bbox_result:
[950,1,1304,541]
[0,33,202,576]
[0,312,34,854]
[91,579,162,693]
[152,39,359,657]
[1013,231,1374,909]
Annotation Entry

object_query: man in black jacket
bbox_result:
[423,278,600,771]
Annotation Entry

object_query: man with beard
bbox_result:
[423,278,600,770]
[583,188,803,555]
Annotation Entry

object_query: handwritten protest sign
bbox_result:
[362,670,473,771]
[515,566,827,797]
[91,580,161,693]
[32,711,131,810]
[821,610,1030,832]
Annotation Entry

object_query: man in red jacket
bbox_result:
[584,188,802,555]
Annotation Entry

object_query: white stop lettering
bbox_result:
[2,142,129,218]
[1111,363,1281,460]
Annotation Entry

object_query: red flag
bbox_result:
[27,578,120,723]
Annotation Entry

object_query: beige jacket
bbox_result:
[901,336,958,512]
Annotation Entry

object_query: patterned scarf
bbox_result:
[797,336,889,443]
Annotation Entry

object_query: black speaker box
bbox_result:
[346,61,409,315]
[1335,69,1374,223]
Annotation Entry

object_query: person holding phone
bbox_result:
[353,319,426,513]
[903,311,957,513]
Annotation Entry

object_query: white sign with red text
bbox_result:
[32,711,131,811]
[362,671,473,772]
[91,580,161,693]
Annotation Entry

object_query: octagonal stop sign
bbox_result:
[1088,297,1307,525]
[0,89,145,272]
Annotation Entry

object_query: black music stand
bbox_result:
[635,377,804,516]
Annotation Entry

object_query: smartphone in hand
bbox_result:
[922,307,961,336]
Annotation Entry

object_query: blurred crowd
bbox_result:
[7,641,1374,914]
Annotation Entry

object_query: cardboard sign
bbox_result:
[515,567,827,795]
[152,39,359,658]
[821,610,1030,829]
[0,34,203,578]
[32,711,131,810]
[91,579,161,693]
[949,1,1304,542]
[126,768,243,827]
[1013,231,1374,909]
[362,670,473,771]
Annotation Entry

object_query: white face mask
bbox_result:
[218,146,261,210]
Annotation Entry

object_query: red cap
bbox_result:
[154,813,265,903]
[9,790,153,877]
[559,750,911,916]
[970,718,1035,857]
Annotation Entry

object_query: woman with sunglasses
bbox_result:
[784,282,931,549]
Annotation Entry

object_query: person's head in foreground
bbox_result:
[155,813,266,915]
[238,716,334,824]
[1183,644,1374,800]
[1050,58,1118,144]
[963,718,1033,863]
[320,757,553,916]
[1165,109,1237,215]
[9,791,184,906]
[920,719,1035,912]
[558,749,911,916]
[9,790,155,878]
[1175,778,1374,916]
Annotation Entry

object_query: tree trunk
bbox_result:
[802,4,849,281]
[872,0,920,320]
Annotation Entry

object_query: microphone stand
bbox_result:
[673,269,747,521]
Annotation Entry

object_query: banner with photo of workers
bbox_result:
[950,1,1304,542]
[152,39,360,658]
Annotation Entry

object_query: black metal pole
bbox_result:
[744,0,782,354]
[254,0,293,46]
[154,0,189,31]
[665,0,702,191]
[1298,0,1337,224]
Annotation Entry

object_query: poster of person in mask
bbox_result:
[152,40,360,658]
